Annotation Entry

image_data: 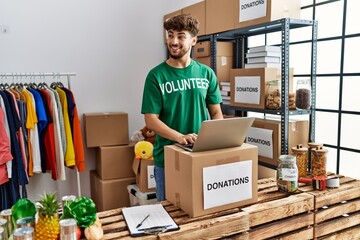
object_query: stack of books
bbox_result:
[245,45,281,69]
[220,81,231,105]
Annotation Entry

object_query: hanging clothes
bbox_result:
[0,94,12,179]
[56,87,75,168]
[0,107,12,185]
[0,78,86,211]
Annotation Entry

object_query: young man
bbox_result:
[141,14,223,201]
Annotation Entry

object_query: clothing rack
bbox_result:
[0,72,82,197]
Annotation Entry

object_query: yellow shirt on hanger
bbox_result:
[56,87,75,168]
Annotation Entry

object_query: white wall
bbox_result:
[0,0,202,201]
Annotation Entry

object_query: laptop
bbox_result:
[175,117,255,152]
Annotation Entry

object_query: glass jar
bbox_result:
[311,146,328,177]
[13,227,34,240]
[60,218,77,240]
[291,144,308,177]
[265,80,281,109]
[277,155,298,193]
[0,209,13,237]
[308,142,323,175]
[295,79,311,110]
[0,218,8,240]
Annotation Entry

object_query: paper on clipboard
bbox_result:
[122,204,179,236]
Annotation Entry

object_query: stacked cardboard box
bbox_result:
[84,112,136,211]
[193,41,234,82]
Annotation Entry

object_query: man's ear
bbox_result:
[192,36,198,46]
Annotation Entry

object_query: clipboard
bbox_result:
[122,204,179,236]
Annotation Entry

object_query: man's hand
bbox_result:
[176,133,198,145]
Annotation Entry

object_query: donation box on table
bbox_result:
[164,143,258,217]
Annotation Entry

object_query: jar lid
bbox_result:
[313,146,328,154]
[291,144,308,153]
[308,142,323,148]
[297,79,310,84]
[279,154,296,162]
[267,80,280,86]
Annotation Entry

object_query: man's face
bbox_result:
[166,30,196,60]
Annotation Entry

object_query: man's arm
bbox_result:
[208,104,223,120]
[144,113,197,145]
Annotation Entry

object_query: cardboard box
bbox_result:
[247,118,309,166]
[230,68,279,109]
[132,158,156,192]
[84,112,129,147]
[235,0,301,29]
[164,143,258,217]
[195,56,234,82]
[206,0,237,34]
[193,41,234,58]
[182,1,206,36]
[90,170,135,212]
[96,145,135,180]
[163,10,182,44]
[258,165,276,179]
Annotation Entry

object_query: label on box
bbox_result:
[247,127,273,158]
[234,76,261,104]
[147,165,156,189]
[239,0,267,22]
[203,161,252,209]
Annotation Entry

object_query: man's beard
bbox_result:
[168,44,191,59]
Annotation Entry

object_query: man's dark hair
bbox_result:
[164,14,200,37]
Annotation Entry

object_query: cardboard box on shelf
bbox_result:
[163,10,182,44]
[193,41,234,58]
[247,118,309,167]
[182,1,206,36]
[195,56,234,82]
[90,170,135,212]
[205,0,237,34]
[96,145,135,180]
[132,158,156,193]
[235,0,301,29]
[164,143,258,217]
[84,112,129,148]
[230,68,279,109]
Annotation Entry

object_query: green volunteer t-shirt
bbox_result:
[141,60,222,167]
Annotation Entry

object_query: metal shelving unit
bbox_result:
[201,18,318,166]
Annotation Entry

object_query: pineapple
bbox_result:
[35,192,60,239]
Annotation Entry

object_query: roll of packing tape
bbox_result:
[326,178,340,188]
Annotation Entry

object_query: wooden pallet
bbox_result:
[97,201,249,239]
[298,174,360,239]
[241,178,314,240]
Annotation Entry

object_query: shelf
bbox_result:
[224,105,312,116]
[215,18,315,38]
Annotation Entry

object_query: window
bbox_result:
[302,0,360,178]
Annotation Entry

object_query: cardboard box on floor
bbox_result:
[165,143,258,217]
[247,118,309,167]
[84,112,129,147]
[132,158,156,193]
[90,170,135,212]
[96,145,135,180]
[235,0,301,29]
